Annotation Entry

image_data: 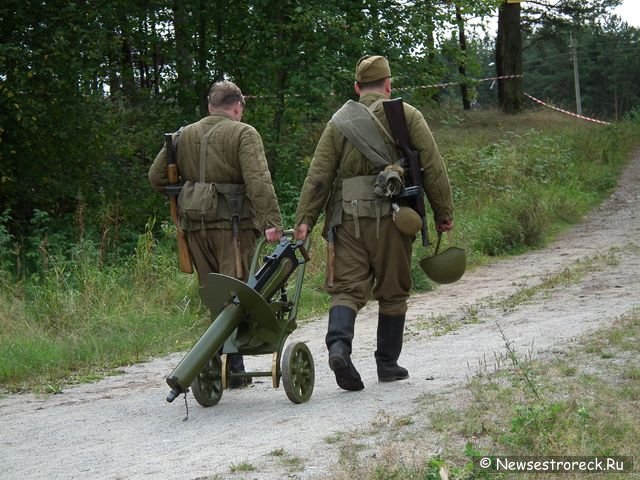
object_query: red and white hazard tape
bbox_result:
[247,76,609,126]
[478,74,523,82]
[247,75,523,98]
[524,93,611,125]
[398,74,524,91]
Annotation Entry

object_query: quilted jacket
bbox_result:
[149,112,282,232]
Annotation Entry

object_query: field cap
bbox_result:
[355,55,391,83]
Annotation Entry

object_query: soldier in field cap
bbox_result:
[294,55,454,392]
[354,55,391,83]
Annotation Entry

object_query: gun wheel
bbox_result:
[281,342,315,404]
[191,354,223,407]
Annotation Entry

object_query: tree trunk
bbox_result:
[119,11,136,99]
[196,0,209,117]
[213,0,225,83]
[263,0,293,179]
[151,18,161,95]
[455,3,471,110]
[421,3,440,103]
[496,1,523,114]
[173,0,196,117]
[613,83,619,120]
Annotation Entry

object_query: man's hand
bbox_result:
[265,227,283,243]
[436,218,454,233]
[294,224,309,241]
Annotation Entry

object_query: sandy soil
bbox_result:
[2,149,639,480]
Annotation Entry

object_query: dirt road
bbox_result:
[3,149,639,480]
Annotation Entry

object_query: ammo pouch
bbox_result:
[178,181,218,227]
[341,175,392,238]
[215,183,252,220]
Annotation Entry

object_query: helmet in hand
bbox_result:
[419,232,466,284]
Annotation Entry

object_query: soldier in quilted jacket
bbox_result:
[149,81,283,387]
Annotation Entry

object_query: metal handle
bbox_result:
[297,241,311,264]
[434,231,443,255]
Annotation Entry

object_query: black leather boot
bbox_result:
[326,306,364,391]
[375,313,409,382]
[228,353,252,389]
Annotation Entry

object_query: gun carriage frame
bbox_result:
[166,231,314,407]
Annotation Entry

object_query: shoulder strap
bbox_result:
[367,99,395,143]
[332,100,394,170]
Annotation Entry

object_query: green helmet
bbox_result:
[392,204,422,236]
[419,233,466,284]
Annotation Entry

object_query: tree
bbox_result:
[521,16,640,119]
[494,0,624,114]
[520,0,622,34]
[455,2,472,109]
[496,1,523,113]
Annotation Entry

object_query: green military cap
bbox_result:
[355,55,391,83]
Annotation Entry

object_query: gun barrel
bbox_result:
[165,304,243,401]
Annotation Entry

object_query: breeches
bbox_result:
[328,216,412,316]
[186,228,258,285]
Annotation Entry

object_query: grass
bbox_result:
[474,310,640,471]
[267,448,305,471]
[494,249,620,312]
[0,222,207,391]
[1,107,639,392]
[229,461,255,473]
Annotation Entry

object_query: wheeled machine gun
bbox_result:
[165,231,314,406]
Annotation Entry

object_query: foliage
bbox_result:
[520,0,623,33]
[1,0,637,269]
[0,209,14,273]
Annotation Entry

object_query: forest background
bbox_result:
[1,0,639,389]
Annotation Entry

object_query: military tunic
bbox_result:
[149,112,282,284]
[294,92,453,315]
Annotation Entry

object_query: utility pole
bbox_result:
[570,32,582,115]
